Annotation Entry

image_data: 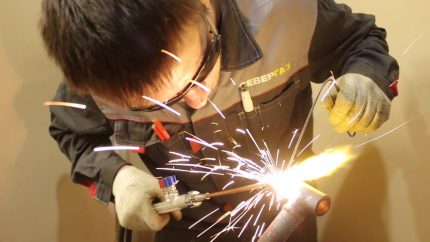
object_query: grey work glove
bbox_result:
[112,165,182,231]
[321,73,391,133]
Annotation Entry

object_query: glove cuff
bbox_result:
[343,64,398,100]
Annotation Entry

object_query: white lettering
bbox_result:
[253,77,261,85]
[246,79,254,87]
[261,74,269,83]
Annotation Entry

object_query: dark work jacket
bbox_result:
[49,0,399,236]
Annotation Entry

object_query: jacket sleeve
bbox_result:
[309,0,399,99]
[49,83,129,204]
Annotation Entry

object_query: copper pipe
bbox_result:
[205,183,266,199]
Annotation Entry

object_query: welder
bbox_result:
[40,0,399,241]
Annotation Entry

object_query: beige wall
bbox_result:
[0,1,116,242]
[0,0,428,242]
[316,1,430,242]
[316,0,430,242]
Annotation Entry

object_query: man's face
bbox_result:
[147,16,221,110]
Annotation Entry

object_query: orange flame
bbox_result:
[262,146,355,199]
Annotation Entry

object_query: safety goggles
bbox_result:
[129,18,221,112]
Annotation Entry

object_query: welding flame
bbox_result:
[286,145,355,181]
[262,146,355,200]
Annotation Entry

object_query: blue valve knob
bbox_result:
[161,175,177,188]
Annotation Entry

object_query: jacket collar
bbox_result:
[219,0,263,71]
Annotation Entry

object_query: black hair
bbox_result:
[40,0,206,107]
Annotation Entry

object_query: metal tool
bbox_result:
[153,176,206,214]
[153,176,266,214]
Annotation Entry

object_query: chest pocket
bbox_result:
[237,79,312,166]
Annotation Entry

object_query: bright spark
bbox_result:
[348,102,366,124]
[93,146,140,152]
[390,80,399,87]
[238,215,253,238]
[165,163,219,171]
[208,99,226,119]
[161,49,182,62]
[44,101,86,109]
[230,78,237,85]
[252,225,260,242]
[355,118,416,148]
[156,167,224,176]
[273,149,279,167]
[259,223,266,237]
[269,193,275,211]
[186,137,218,150]
[169,151,191,159]
[296,134,321,158]
[231,201,247,217]
[210,142,225,147]
[142,95,181,116]
[190,80,211,93]
[246,129,263,153]
[403,34,423,55]
[197,212,230,237]
[200,157,217,162]
[280,159,286,171]
[222,181,235,190]
[253,204,265,226]
[189,208,219,229]
[168,158,190,163]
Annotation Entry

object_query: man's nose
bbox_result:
[183,85,209,109]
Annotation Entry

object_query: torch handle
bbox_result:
[153,194,190,214]
[153,191,207,214]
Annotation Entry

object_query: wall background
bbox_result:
[315,1,430,242]
[0,1,116,242]
[0,0,428,242]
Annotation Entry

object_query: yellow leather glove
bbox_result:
[321,73,391,133]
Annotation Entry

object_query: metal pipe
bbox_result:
[257,183,331,242]
[257,202,308,242]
